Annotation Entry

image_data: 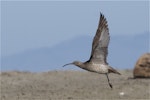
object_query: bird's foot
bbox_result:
[109,83,113,89]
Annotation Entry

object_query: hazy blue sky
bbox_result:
[1,1,149,56]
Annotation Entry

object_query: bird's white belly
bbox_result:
[88,63,108,74]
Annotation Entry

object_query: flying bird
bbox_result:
[63,13,121,88]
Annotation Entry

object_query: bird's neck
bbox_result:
[77,62,86,69]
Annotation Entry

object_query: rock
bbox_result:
[133,53,150,78]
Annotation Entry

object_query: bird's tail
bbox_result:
[108,66,121,75]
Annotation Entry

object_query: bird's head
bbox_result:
[63,61,83,67]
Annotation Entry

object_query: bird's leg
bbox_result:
[106,74,113,89]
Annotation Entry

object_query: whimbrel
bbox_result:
[63,13,121,88]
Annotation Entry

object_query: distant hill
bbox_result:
[1,32,149,72]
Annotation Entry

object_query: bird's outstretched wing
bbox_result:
[88,13,110,64]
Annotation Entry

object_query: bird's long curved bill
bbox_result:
[62,63,73,67]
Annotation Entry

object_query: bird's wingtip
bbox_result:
[100,12,104,17]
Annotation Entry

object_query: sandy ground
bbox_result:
[0,70,150,100]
